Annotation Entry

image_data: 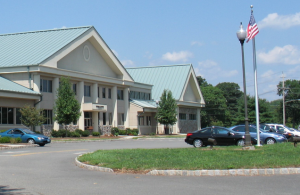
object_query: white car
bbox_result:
[265,124,300,137]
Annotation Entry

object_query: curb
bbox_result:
[0,144,38,150]
[75,155,113,173]
[74,156,300,176]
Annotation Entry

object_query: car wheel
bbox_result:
[237,139,245,146]
[193,139,203,148]
[27,138,35,144]
[265,138,276,144]
[39,144,45,147]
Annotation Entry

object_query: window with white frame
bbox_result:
[117,89,124,100]
[103,112,106,125]
[73,83,77,95]
[84,85,91,97]
[40,79,52,93]
[118,113,124,125]
[0,107,14,124]
[16,108,22,124]
[109,113,112,125]
[138,116,144,126]
[43,110,53,125]
[102,87,106,98]
[108,88,111,99]
[146,116,151,126]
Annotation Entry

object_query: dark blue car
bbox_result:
[0,128,51,146]
[228,125,287,144]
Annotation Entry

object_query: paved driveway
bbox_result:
[0,139,299,195]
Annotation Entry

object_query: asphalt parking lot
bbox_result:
[1,139,300,195]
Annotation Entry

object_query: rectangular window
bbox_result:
[103,113,106,125]
[189,114,196,120]
[97,87,99,98]
[138,116,144,126]
[141,92,145,100]
[73,84,77,95]
[146,116,151,126]
[108,88,112,99]
[102,87,106,98]
[40,79,53,93]
[84,85,91,97]
[109,113,112,125]
[16,108,22,124]
[0,107,14,124]
[43,110,53,125]
[117,89,124,100]
[179,113,186,120]
[130,91,134,99]
[118,113,124,125]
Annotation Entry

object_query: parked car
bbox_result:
[228,125,287,144]
[264,123,300,138]
[0,128,51,146]
[185,126,254,148]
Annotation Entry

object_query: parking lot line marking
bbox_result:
[12,149,88,157]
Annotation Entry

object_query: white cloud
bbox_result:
[162,51,193,62]
[195,60,238,80]
[259,12,300,29]
[191,41,203,46]
[257,45,300,65]
[121,60,135,67]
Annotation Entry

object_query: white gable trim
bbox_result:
[41,27,134,82]
[179,65,205,105]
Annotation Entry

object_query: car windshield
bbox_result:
[284,126,294,131]
[22,129,36,134]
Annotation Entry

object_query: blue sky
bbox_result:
[1,0,300,101]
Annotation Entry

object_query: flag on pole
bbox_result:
[246,10,259,43]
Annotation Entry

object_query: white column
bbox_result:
[33,74,40,93]
[92,83,98,103]
[197,108,201,130]
[53,77,59,130]
[112,86,117,127]
[124,87,129,128]
[33,74,41,132]
[92,112,98,132]
[78,81,84,130]
[174,107,180,134]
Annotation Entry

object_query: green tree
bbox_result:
[216,82,243,126]
[200,85,228,127]
[54,77,81,129]
[19,105,46,132]
[277,79,300,127]
[196,76,210,88]
[155,89,177,134]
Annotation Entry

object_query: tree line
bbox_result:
[197,76,300,129]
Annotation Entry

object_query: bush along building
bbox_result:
[0,26,205,134]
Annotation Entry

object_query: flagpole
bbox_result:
[250,5,261,146]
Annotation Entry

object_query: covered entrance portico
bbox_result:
[81,103,107,132]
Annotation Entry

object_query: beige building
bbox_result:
[0,26,205,134]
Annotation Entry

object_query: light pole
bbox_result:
[236,22,251,146]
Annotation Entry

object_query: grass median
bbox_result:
[78,142,300,173]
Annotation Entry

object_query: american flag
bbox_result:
[247,10,259,43]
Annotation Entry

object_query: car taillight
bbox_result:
[187,133,193,137]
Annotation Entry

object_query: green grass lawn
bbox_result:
[78,142,300,172]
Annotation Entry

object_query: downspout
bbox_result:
[28,66,32,89]
[34,95,43,107]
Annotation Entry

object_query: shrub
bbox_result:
[111,127,119,136]
[132,132,138,136]
[0,136,10,143]
[115,133,119,136]
[10,138,22,144]
[119,130,127,135]
[81,130,90,137]
[92,132,100,137]
[70,132,81,137]
[149,132,156,136]
[132,129,139,135]
[75,129,84,135]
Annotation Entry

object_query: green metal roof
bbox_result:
[127,64,192,101]
[0,26,92,68]
[0,76,40,95]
